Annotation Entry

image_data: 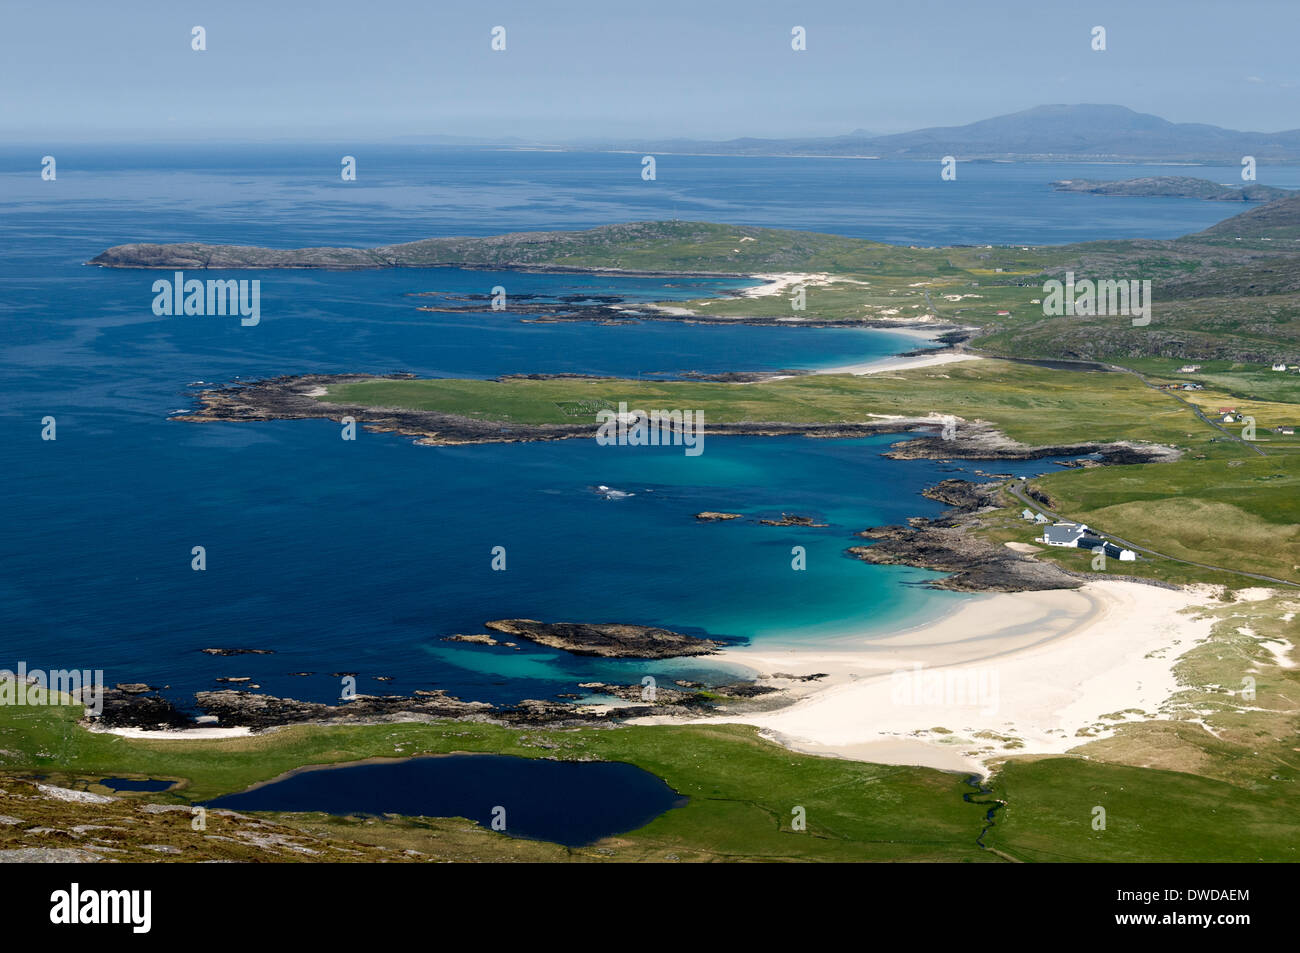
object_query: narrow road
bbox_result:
[1104,361,1269,458]
[1007,480,1299,588]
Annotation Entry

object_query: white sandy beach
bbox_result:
[738,272,837,298]
[634,580,1216,774]
[88,724,257,740]
[816,349,981,376]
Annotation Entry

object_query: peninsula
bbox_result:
[1052,175,1292,201]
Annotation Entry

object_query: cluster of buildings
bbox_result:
[1020,511,1137,561]
[1177,362,1299,374]
[1214,406,1295,434]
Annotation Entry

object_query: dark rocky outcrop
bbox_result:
[758,513,829,527]
[847,477,1083,593]
[442,634,519,649]
[190,689,494,728]
[881,420,1182,465]
[483,619,727,658]
[848,522,1082,592]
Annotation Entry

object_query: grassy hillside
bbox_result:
[1034,456,1300,580]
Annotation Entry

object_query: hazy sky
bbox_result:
[2,0,1297,142]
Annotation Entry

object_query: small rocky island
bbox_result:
[484,619,726,658]
[759,513,829,527]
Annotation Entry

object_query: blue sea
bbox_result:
[2,147,1288,709]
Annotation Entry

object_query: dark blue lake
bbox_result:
[204,754,688,846]
[98,777,175,792]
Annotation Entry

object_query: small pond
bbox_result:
[98,777,175,793]
[204,754,687,847]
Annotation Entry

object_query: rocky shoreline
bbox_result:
[845,463,1183,593]
[86,670,795,733]
[846,478,1082,592]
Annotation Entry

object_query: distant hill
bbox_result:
[593,105,1300,162]
[1194,192,1300,240]
[1052,176,1293,201]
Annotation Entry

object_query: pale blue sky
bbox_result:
[2,0,1297,141]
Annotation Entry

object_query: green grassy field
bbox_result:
[4,687,1296,862]
[986,758,1299,862]
[0,699,989,862]
[3,693,1297,862]
[325,359,1200,448]
[1034,455,1300,581]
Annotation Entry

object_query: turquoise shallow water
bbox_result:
[0,146,1266,710]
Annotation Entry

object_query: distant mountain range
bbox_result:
[561,105,1300,162]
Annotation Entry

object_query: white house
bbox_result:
[1043,522,1088,547]
[1273,363,1288,372]
[1076,534,1138,562]
[1179,364,1202,373]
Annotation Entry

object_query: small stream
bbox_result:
[963,774,1005,849]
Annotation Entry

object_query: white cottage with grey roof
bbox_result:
[1043,522,1088,546]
